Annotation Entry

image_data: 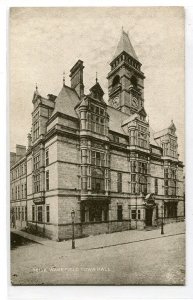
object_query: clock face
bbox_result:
[132,97,138,108]
[112,96,120,108]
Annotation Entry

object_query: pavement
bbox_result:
[10,221,185,285]
[11,221,185,251]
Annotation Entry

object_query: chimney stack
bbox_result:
[69,60,84,98]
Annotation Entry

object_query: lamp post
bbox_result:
[71,209,75,249]
[161,201,164,235]
[135,192,138,229]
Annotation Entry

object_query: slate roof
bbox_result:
[113,30,139,61]
[51,84,159,147]
[52,85,80,118]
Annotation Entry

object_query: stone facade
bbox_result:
[10,29,184,241]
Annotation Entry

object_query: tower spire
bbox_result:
[96,72,98,83]
[112,28,138,61]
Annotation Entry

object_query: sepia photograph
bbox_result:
[9,7,185,285]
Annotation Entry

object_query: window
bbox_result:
[138,209,141,219]
[131,161,136,173]
[32,205,35,221]
[117,172,122,193]
[91,168,104,193]
[33,111,39,141]
[138,125,148,148]
[46,205,50,223]
[34,173,40,193]
[117,205,123,221]
[25,206,27,221]
[155,178,158,195]
[112,75,120,88]
[139,175,147,194]
[91,151,105,167]
[166,202,177,218]
[131,209,136,219]
[45,149,49,166]
[46,171,49,190]
[24,183,27,197]
[18,207,20,220]
[34,155,40,170]
[37,206,43,222]
[90,104,105,134]
[22,206,25,221]
[21,185,23,198]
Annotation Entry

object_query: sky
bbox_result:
[10,7,184,161]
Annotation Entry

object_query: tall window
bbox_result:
[45,149,49,166]
[34,155,40,170]
[32,205,35,221]
[46,205,50,223]
[91,168,104,193]
[117,172,122,193]
[33,111,39,141]
[117,205,123,221]
[89,104,105,134]
[164,168,169,196]
[21,184,23,198]
[139,175,147,194]
[37,206,43,222]
[46,171,49,191]
[131,209,136,219]
[138,125,147,148]
[34,173,40,193]
[155,178,158,195]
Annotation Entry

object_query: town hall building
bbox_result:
[10,29,184,241]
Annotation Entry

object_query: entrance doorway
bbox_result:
[146,208,153,226]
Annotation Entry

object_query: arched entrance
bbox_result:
[146,207,153,226]
[144,193,156,227]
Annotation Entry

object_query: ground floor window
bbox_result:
[165,202,177,218]
[131,209,136,219]
[32,205,35,221]
[117,204,123,221]
[37,205,43,222]
[46,205,50,223]
[81,204,108,222]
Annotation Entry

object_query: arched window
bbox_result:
[112,75,120,88]
[130,75,138,88]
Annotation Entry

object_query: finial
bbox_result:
[63,71,65,87]
[35,83,38,91]
[96,72,98,83]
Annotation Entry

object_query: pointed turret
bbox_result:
[113,29,138,61]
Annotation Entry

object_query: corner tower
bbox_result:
[107,29,145,115]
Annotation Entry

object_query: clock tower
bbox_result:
[107,29,145,115]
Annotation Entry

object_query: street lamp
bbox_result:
[71,209,75,249]
[135,192,138,229]
[161,201,164,235]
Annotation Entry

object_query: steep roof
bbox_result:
[107,106,128,135]
[113,29,139,61]
[52,85,80,118]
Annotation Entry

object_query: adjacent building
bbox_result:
[10,29,184,240]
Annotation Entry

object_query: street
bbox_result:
[11,222,185,285]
